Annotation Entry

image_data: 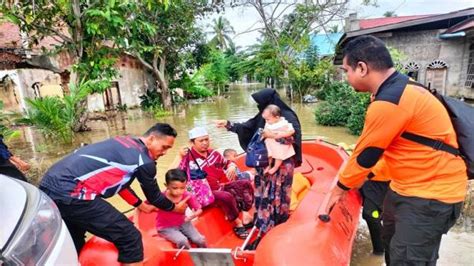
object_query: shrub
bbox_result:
[139,89,162,110]
[171,72,213,99]
[314,82,355,126]
[347,93,371,135]
[314,81,371,135]
[23,82,89,143]
[0,101,20,140]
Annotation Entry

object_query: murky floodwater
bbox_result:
[7,84,473,265]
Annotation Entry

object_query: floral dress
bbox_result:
[254,158,294,234]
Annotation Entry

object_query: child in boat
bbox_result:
[156,169,207,249]
[262,104,296,175]
[223,148,256,181]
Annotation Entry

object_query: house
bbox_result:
[335,8,474,99]
[0,21,152,113]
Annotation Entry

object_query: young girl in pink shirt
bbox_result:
[156,169,207,249]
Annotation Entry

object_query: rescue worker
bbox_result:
[39,123,188,266]
[326,35,467,265]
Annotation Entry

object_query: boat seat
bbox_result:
[188,248,235,266]
[290,172,311,211]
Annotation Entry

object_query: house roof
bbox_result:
[358,15,432,29]
[444,17,474,33]
[346,7,474,38]
[0,21,64,52]
[334,7,474,64]
[311,33,343,56]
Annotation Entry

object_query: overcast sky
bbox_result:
[199,0,474,49]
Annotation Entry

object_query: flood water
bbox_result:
[8,84,474,265]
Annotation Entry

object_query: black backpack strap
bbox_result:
[401,132,461,156]
[407,80,438,94]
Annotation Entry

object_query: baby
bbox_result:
[262,104,296,175]
[156,169,207,249]
[223,148,256,181]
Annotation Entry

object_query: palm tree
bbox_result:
[208,16,235,50]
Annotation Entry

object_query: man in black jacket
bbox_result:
[40,123,188,265]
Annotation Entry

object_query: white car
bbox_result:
[0,174,78,265]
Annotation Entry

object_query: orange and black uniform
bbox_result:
[338,71,467,265]
[360,158,390,255]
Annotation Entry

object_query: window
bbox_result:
[404,62,420,81]
[425,60,448,95]
[465,43,474,89]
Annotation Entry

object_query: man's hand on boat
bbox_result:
[137,202,158,213]
[325,186,347,215]
[174,195,191,213]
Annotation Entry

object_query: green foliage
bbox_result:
[347,93,371,135]
[139,89,162,110]
[1,0,133,132]
[150,107,171,119]
[314,47,407,135]
[315,82,355,126]
[383,11,397,17]
[121,0,218,108]
[1,0,126,86]
[171,72,213,99]
[314,81,371,135]
[224,48,246,82]
[388,47,407,73]
[201,50,230,93]
[208,16,235,50]
[24,82,89,143]
[0,101,20,140]
[25,97,73,142]
[289,56,336,101]
[235,41,283,85]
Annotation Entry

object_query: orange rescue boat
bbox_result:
[79,139,362,265]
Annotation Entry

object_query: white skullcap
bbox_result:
[188,127,208,140]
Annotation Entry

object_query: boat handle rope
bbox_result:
[232,248,247,262]
[173,246,186,260]
[232,226,257,262]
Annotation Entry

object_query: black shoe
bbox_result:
[243,221,254,230]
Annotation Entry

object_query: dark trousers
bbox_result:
[40,188,143,264]
[0,159,27,182]
[360,180,389,254]
[382,189,462,266]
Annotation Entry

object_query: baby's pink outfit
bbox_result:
[264,117,295,160]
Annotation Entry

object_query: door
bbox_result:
[425,68,447,95]
[103,82,122,111]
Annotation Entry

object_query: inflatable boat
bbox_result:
[79,139,362,265]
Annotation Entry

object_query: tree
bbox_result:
[383,11,397,17]
[1,0,129,131]
[241,40,284,88]
[208,16,235,50]
[201,50,229,95]
[123,0,217,109]
[232,1,377,85]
